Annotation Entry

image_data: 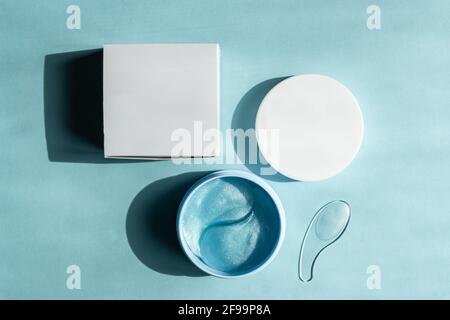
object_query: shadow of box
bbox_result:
[44,49,140,163]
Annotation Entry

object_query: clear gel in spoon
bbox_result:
[298,200,351,282]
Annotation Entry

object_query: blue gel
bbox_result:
[180,177,281,275]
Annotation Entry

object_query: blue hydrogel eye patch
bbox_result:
[180,177,281,274]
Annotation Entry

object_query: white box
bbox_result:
[103,43,220,159]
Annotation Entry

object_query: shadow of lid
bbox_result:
[231,77,295,182]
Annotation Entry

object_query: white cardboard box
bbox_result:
[103,43,220,159]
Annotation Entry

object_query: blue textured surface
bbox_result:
[1,0,450,299]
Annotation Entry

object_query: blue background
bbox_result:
[1,0,449,299]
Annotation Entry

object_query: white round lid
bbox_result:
[255,74,364,182]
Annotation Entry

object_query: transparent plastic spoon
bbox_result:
[298,200,351,282]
